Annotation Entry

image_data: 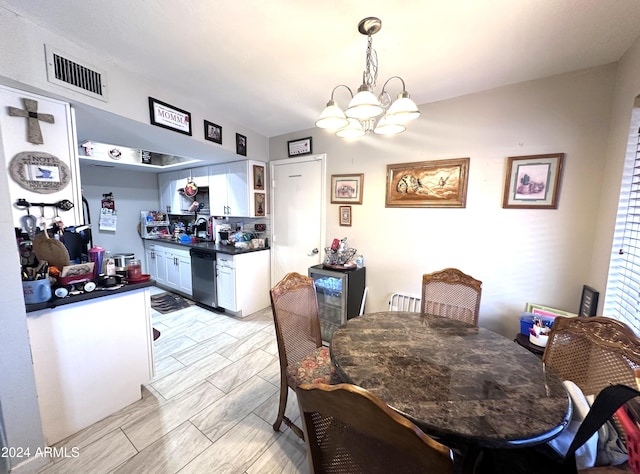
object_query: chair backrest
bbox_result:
[270,272,323,375]
[296,383,454,474]
[421,268,482,326]
[543,316,640,397]
[388,292,422,312]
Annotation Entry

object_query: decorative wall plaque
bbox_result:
[9,151,71,193]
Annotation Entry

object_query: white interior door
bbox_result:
[270,154,326,286]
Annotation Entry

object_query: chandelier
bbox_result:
[316,17,421,138]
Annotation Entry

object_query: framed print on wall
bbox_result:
[330,174,364,204]
[236,133,247,156]
[339,205,352,226]
[253,165,265,190]
[148,97,192,135]
[288,137,312,157]
[204,120,222,144]
[254,193,266,216]
[385,158,469,208]
[502,153,565,209]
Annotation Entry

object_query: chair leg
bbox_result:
[272,376,289,432]
[272,378,304,440]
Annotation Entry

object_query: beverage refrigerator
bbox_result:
[308,264,366,344]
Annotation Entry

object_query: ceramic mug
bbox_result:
[23,279,52,304]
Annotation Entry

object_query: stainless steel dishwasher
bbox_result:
[190,248,217,310]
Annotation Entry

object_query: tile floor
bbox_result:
[38,286,307,474]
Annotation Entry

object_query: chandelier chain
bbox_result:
[363,35,378,89]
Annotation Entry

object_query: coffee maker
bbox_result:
[216,224,232,245]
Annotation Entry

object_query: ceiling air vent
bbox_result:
[45,45,108,102]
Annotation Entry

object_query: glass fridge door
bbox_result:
[310,270,346,343]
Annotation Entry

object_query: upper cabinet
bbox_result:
[208,160,266,218]
[158,167,212,214]
[158,169,190,214]
[158,160,266,217]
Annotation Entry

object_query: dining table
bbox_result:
[330,311,571,449]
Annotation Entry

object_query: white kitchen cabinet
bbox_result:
[158,169,195,214]
[190,165,209,187]
[158,171,175,214]
[144,242,167,286]
[208,160,266,217]
[164,247,192,296]
[216,250,270,317]
[144,241,191,296]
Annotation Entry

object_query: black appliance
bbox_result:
[190,248,217,310]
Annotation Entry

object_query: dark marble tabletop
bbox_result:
[330,311,571,449]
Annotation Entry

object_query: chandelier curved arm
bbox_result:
[379,76,410,108]
[329,84,354,103]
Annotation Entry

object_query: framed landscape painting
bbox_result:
[385,158,469,208]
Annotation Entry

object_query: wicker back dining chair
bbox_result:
[270,272,338,439]
[543,316,640,400]
[296,383,454,474]
[421,268,482,326]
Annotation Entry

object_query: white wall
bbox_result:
[270,64,616,337]
[0,7,269,165]
[79,164,160,271]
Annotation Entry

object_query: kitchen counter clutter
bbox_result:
[24,279,154,312]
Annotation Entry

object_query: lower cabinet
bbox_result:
[216,250,270,317]
[144,241,192,297]
[164,248,192,296]
[145,244,167,286]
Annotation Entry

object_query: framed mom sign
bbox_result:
[149,97,192,135]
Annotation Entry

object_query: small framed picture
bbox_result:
[236,133,247,156]
[253,165,265,190]
[254,193,266,216]
[288,137,313,157]
[204,120,222,144]
[503,153,565,209]
[339,205,352,226]
[331,174,364,204]
[578,285,599,317]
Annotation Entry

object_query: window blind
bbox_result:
[604,107,640,335]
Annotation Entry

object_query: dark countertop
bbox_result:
[330,311,571,449]
[25,280,155,313]
[143,238,269,255]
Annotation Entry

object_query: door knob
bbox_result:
[308,248,319,256]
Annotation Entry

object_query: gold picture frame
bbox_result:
[253,165,265,190]
[254,193,266,216]
[385,158,469,208]
[502,153,564,209]
[330,174,364,204]
[339,205,352,226]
